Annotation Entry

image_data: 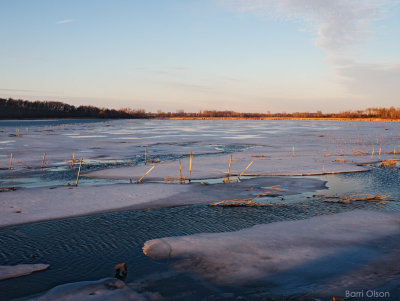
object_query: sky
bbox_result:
[0,0,399,113]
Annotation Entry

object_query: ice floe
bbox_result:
[0,264,49,281]
[31,278,156,301]
[0,176,326,227]
[143,210,400,297]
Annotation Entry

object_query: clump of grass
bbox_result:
[0,187,16,192]
[379,159,397,167]
[323,193,392,204]
[351,149,366,156]
[209,187,287,207]
[209,198,266,207]
[164,176,185,184]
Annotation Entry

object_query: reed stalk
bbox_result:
[16,129,19,137]
[371,146,374,160]
[179,159,182,184]
[394,146,396,159]
[227,154,232,182]
[75,158,83,186]
[137,165,155,183]
[71,152,75,167]
[292,146,295,157]
[41,152,46,169]
[9,153,13,170]
[238,160,254,180]
[188,152,193,183]
[144,147,147,165]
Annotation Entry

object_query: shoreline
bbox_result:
[1,117,400,122]
[167,117,400,122]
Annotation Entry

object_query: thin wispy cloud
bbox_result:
[219,0,400,104]
[0,88,49,93]
[56,19,74,24]
[220,0,384,57]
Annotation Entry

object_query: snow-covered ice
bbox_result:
[1,119,398,226]
[0,183,189,227]
[143,210,400,297]
[0,264,49,281]
[0,176,326,227]
[1,120,400,299]
[1,119,398,175]
[84,151,368,181]
[31,278,156,301]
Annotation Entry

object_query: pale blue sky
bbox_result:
[1,0,399,113]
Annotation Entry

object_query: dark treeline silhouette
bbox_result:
[0,98,147,119]
[1,98,400,120]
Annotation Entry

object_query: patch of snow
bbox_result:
[84,152,368,181]
[143,210,400,297]
[0,177,326,227]
[31,277,158,301]
[0,264,49,281]
[0,183,190,227]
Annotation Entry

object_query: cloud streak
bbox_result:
[56,19,74,24]
[221,0,383,56]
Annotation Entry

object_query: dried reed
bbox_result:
[0,186,16,192]
[323,193,392,204]
[188,152,193,183]
[71,152,75,167]
[137,165,155,183]
[238,160,254,180]
[179,159,183,183]
[9,153,13,170]
[209,198,266,207]
[41,152,46,169]
[379,159,397,167]
[75,158,83,186]
[224,154,232,183]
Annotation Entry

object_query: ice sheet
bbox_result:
[0,183,190,227]
[0,264,49,281]
[1,119,398,176]
[143,210,400,297]
[31,278,154,301]
[84,152,368,180]
[0,176,326,227]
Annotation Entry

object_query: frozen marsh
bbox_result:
[0,119,400,300]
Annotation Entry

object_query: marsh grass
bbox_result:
[323,193,392,204]
[379,159,397,168]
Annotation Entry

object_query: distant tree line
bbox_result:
[0,98,147,119]
[148,107,400,119]
[1,98,400,120]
